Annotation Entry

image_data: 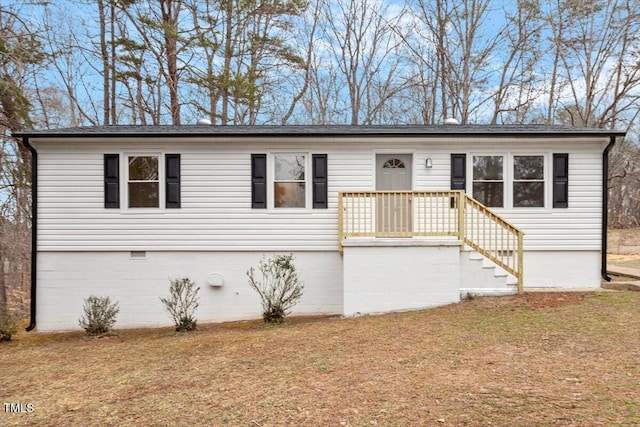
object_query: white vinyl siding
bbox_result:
[34,136,606,252]
[500,151,603,249]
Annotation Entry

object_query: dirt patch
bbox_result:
[471,292,590,310]
[603,282,640,291]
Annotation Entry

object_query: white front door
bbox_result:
[376,154,412,234]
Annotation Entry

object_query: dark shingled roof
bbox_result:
[13,124,626,138]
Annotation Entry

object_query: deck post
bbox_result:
[457,191,466,249]
[338,192,344,253]
[517,231,524,294]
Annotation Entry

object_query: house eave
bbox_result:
[12,124,627,140]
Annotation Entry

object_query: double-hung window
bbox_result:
[274,154,306,208]
[127,155,160,208]
[104,153,180,210]
[513,155,544,207]
[457,153,557,209]
[472,155,504,207]
[251,153,327,210]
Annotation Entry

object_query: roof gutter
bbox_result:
[601,135,616,282]
[21,136,37,331]
[12,127,628,140]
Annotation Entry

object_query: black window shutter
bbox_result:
[553,153,569,208]
[165,154,181,208]
[104,154,119,209]
[312,154,328,209]
[251,154,267,208]
[450,154,466,191]
[450,154,466,208]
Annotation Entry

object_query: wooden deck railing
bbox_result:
[338,191,524,293]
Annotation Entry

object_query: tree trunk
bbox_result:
[98,0,110,125]
[160,0,181,125]
[221,0,233,125]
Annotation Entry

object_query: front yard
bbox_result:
[1,292,639,426]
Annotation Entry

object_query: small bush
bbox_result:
[78,295,119,336]
[247,254,304,323]
[160,277,200,332]
[0,309,19,342]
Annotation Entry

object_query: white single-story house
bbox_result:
[14,124,625,332]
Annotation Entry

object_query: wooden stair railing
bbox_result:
[459,192,524,293]
[338,191,525,293]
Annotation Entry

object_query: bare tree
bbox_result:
[302,51,344,124]
[544,0,640,128]
[0,3,42,314]
[489,0,544,124]
[609,135,640,228]
[97,0,112,125]
[411,0,506,123]
[39,3,103,127]
[320,0,412,125]
[278,0,322,124]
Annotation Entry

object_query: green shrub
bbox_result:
[247,254,304,323]
[0,309,19,342]
[78,295,119,336]
[160,277,200,332]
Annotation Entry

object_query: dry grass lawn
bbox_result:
[609,228,640,270]
[1,292,639,427]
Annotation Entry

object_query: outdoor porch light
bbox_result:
[425,157,433,168]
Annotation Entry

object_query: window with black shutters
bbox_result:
[251,153,328,209]
[104,153,181,209]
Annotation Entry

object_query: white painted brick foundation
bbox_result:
[37,251,343,332]
[35,247,602,331]
[342,239,462,316]
[523,251,601,288]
